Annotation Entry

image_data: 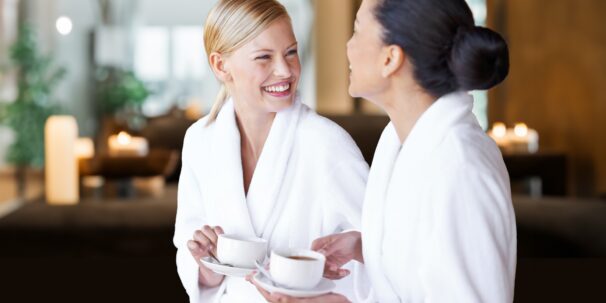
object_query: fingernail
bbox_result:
[318,249,326,255]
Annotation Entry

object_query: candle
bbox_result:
[488,122,539,153]
[488,122,508,148]
[108,131,149,157]
[75,137,95,159]
[45,116,79,204]
[511,123,539,153]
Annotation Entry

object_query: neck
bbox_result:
[233,101,275,160]
[379,84,435,144]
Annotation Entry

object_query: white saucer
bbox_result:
[252,272,336,298]
[200,256,255,277]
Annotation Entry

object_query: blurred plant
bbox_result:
[0,25,66,168]
[94,66,149,130]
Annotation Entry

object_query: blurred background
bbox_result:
[0,0,604,302]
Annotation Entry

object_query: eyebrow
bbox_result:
[251,42,298,54]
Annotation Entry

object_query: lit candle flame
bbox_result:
[492,122,507,138]
[514,123,528,137]
[117,131,132,145]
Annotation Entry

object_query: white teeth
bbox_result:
[264,83,290,93]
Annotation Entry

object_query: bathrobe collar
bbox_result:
[205,97,302,239]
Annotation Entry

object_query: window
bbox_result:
[132,26,213,116]
[466,0,489,130]
[134,27,170,82]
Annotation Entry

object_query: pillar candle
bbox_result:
[510,123,540,153]
[45,116,79,204]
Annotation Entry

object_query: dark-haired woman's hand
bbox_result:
[311,231,363,280]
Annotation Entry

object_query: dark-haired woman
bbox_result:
[253,0,516,302]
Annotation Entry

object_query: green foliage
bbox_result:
[1,101,59,167]
[0,25,65,167]
[95,67,150,115]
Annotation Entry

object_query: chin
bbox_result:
[265,96,294,112]
[348,85,361,99]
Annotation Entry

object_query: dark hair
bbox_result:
[374,0,509,97]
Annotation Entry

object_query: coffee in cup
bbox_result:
[287,256,317,261]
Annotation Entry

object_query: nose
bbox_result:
[273,56,292,79]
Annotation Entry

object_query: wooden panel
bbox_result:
[489,0,606,196]
[314,0,354,114]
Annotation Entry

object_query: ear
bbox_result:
[209,52,232,82]
[381,45,405,78]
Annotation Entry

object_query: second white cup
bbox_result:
[270,249,326,290]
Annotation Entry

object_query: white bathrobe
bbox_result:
[359,92,517,303]
[173,98,369,303]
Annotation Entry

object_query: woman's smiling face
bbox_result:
[223,17,301,113]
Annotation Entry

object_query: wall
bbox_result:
[313,0,354,114]
[21,0,98,137]
[488,0,606,196]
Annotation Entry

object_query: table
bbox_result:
[78,149,179,198]
[503,152,568,196]
[79,149,179,178]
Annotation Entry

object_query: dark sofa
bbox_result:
[1,190,605,302]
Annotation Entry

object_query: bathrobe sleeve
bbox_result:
[173,128,222,303]
[307,121,371,301]
[420,166,516,303]
[320,158,369,233]
[319,158,372,302]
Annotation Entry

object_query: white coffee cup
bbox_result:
[270,249,326,290]
[216,234,267,269]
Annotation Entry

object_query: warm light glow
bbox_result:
[514,123,529,137]
[116,131,132,145]
[492,122,507,138]
[56,16,73,35]
[185,99,204,120]
[108,132,149,157]
[75,137,95,159]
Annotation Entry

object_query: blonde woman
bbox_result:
[172,0,368,302]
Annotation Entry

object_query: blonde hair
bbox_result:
[204,0,289,125]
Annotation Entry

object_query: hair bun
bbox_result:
[449,26,509,91]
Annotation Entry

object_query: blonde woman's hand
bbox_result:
[311,231,363,280]
[188,225,225,286]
